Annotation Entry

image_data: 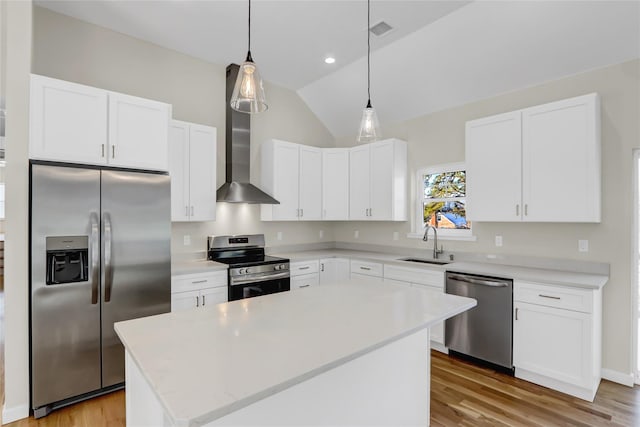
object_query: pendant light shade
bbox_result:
[357,0,380,142]
[230,0,267,113]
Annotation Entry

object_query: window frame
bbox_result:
[412,162,475,241]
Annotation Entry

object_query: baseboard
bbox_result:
[2,403,29,424]
[601,368,635,387]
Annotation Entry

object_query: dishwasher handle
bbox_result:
[448,274,510,288]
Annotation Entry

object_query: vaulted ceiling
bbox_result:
[37,1,640,138]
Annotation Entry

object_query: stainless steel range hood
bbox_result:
[216,64,279,204]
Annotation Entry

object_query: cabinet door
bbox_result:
[319,258,350,285]
[322,149,350,220]
[466,111,522,222]
[291,273,319,290]
[108,92,170,171]
[188,124,217,221]
[513,301,592,388]
[200,287,227,307]
[272,142,300,220]
[298,146,322,220]
[171,290,200,312]
[30,75,108,165]
[369,141,395,220]
[522,94,600,222]
[169,122,190,221]
[414,284,445,345]
[349,145,371,220]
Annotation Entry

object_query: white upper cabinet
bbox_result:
[261,140,321,221]
[349,139,407,221]
[322,149,350,220]
[107,92,171,171]
[466,93,600,223]
[466,111,522,222]
[30,74,108,165]
[169,120,217,222]
[30,75,171,171]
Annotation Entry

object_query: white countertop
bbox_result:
[171,259,228,275]
[271,249,608,290]
[114,280,476,426]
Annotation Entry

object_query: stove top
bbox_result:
[215,255,288,269]
[206,234,289,270]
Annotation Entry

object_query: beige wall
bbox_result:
[2,0,33,421]
[335,59,640,377]
[32,6,336,254]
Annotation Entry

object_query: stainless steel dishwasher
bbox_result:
[445,272,513,370]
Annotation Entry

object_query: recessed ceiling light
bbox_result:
[324,57,336,64]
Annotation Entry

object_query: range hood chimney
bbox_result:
[216,64,279,204]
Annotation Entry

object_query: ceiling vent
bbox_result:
[370,21,393,37]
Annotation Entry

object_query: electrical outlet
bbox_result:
[354,230,360,239]
[578,239,589,252]
[277,231,283,241]
[183,235,191,246]
[319,230,324,239]
[393,231,399,241]
[495,235,503,247]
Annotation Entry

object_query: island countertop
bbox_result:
[114,280,476,426]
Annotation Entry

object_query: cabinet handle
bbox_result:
[192,280,207,284]
[296,208,299,217]
[101,144,105,158]
[516,204,520,216]
[185,206,189,217]
[300,208,303,217]
[524,204,528,216]
[299,266,310,270]
[299,284,310,288]
[515,307,518,320]
[538,294,560,300]
[321,263,324,272]
[196,296,200,307]
[191,206,194,216]
[360,266,371,271]
[112,145,115,158]
[369,208,372,217]
[202,295,206,306]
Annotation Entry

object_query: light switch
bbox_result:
[578,239,589,252]
[495,235,503,247]
[354,230,360,239]
[277,231,283,241]
[183,235,191,246]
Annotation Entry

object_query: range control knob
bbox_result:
[280,264,287,270]
[238,268,245,275]
[245,268,252,274]
[274,265,280,271]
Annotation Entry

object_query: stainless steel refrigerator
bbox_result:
[30,162,171,418]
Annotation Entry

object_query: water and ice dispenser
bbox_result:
[45,236,89,285]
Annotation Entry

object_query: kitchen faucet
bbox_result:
[423,225,444,259]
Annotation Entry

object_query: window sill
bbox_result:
[406,232,477,242]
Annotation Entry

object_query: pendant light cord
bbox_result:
[367,0,372,107]
[248,0,251,52]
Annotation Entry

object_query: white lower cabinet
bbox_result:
[383,264,446,351]
[513,281,601,401]
[319,258,350,284]
[171,271,228,312]
[290,260,320,290]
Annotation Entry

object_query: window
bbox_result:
[416,162,473,240]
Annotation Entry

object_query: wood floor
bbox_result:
[0,273,638,426]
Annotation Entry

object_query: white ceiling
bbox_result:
[36,1,640,139]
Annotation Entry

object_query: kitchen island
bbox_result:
[114,279,476,426]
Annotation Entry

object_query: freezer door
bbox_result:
[31,164,102,409]
[101,170,171,387]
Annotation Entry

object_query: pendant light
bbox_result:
[357,0,381,142]
[230,0,268,113]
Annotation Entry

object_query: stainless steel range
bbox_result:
[207,234,290,301]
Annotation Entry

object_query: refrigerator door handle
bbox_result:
[104,212,114,303]
[90,212,100,304]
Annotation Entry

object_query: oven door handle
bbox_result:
[231,272,290,286]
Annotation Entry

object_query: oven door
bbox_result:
[229,271,291,301]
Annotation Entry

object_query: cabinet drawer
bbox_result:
[290,260,320,276]
[350,260,383,277]
[172,271,227,293]
[291,273,319,290]
[384,264,444,288]
[514,281,592,313]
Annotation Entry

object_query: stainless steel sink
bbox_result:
[398,257,451,265]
